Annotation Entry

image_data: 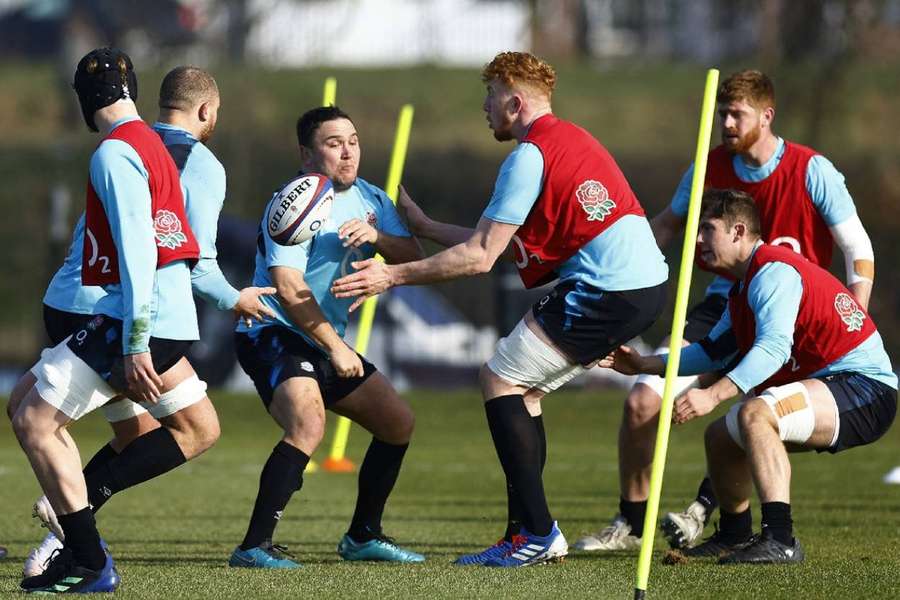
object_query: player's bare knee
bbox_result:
[624,384,661,428]
[386,406,415,445]
[738,398,776,435]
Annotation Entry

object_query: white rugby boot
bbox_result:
[660,501,708,549]
[23,532,64,577]
[33,495,65,540]
[573,514,641,551]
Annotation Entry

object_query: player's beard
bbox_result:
[723,126,761,155]
[197,119,216,144]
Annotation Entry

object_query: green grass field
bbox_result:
[1,388,898,599]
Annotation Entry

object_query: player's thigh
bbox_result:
[331,371,414,443]
[8,371,37,419]
[11,385,73,440]
[738,379,837,450]
[483,314,584,402]
[269,376,327,436]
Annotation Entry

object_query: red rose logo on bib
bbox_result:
[834,292,865,332]
[154,209,188,250]
[576,179,616,222]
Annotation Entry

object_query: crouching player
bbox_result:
[603,189,896,563]
[228,106,425,568]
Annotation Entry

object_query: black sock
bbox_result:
[58,508,105,570]
[619,498,648,538]
[761,502,793,545]
[240,441,309,550]
[695,476,719,516]
[719,508,753,544]
[485,395,553,537]
[85,428,186,512]
[82,444,118,478]
[503,415,545,542]
[348,438,409,542]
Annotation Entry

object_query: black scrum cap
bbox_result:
[72,47,138,132]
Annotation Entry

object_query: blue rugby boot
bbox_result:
[228,541,300,569]
[337,531,425,563]
[21,547,120,594]
[484,522,568,567]
[453,535,526,566]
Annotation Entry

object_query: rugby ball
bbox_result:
[267,173,334,245]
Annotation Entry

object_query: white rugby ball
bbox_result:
[267,173,334,245]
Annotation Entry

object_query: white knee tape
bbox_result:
[103,399,149,423]
[758,382,816,445]
[144,375,208,419]
[486,320,584,393]
[726,382,815,448]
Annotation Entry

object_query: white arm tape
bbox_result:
[830,214,874,285]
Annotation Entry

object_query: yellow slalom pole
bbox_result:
[322,104,415,473]
[634,68,719,600]
[322,77,337,106]
[304,76,338,475]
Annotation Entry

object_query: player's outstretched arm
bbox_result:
[271,266,362,378]
[397,184,475,248]
[331,217,518,310]
[599,345,665,376]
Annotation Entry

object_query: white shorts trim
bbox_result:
[635,345,699,397]
[32,341,116,421]
[486,319,585,394]
[726,382,816,448]
[102,375,208,423]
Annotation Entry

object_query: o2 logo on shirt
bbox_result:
[511,235,545,270]
[85,227,112,274]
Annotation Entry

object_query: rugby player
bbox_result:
[602,189,896,563]
[576,70,877,552]
[228,106,425,568]
[332,51,668,567]
[9,48,205,593]
[18,66,276,577]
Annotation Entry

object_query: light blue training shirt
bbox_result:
[670,138,858,297]
[43,120,240,350]
[482,142,668,297]
[668,251,897,392]
[238,176,410,349]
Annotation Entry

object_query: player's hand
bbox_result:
[397,185,431,236]
[598,345,646,375]
[329,343,364,378]
[234,286,278,327]
[339,219,378,249]
[673,388,717,424]
[124,352,164,404]
[331,259,394,312]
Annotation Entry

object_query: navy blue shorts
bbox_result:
[820,372,897,453]
[531,281,667,365]
[235,326,376,409]
[684,294,728,343]
[65,314,191,392]
[43,304,90,346]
